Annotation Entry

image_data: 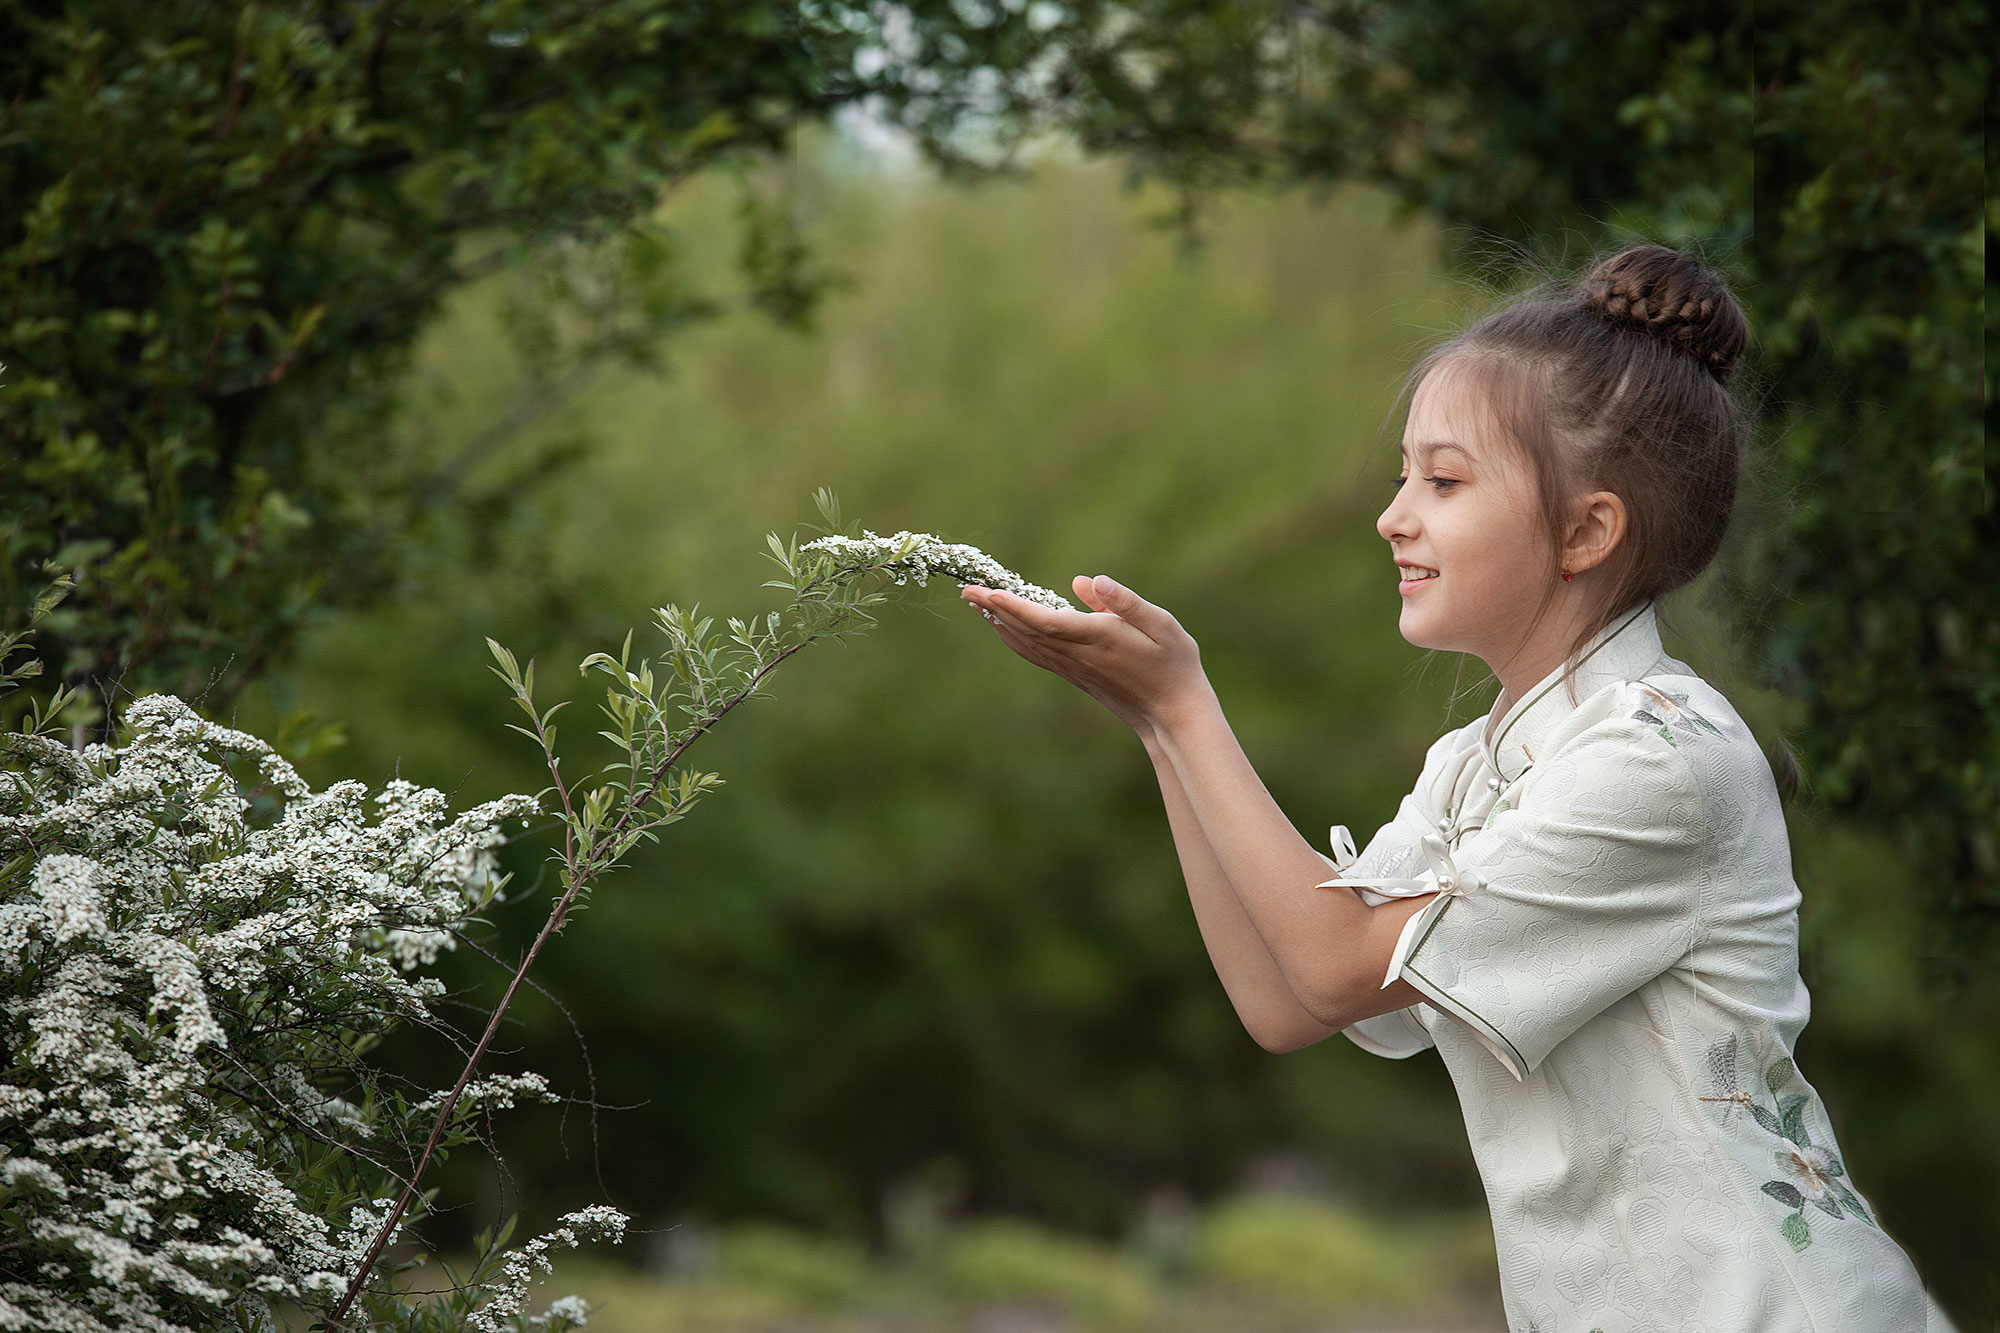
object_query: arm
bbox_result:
[1147,678,1430,1029]
[962,575,1431,1036]
[1142,729,1344,1052]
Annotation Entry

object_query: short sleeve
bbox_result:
[1395,718,1706,1080]
[1343,1005,1435,1059]
[1337,778,1448,1061]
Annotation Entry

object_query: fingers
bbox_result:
[969,594,1074,676]
[960,586,1053,653]
[1082,574,1171,635]
[1073,574,1109,612]
[962,585,1091,641]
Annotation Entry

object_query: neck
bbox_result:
[1484,597,1606,723]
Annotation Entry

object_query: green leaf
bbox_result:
[1780,1211,1811,1253]
[1761,1180,1805,1210]
[1827,1179,1872,1225]
[1778,1095,1810,1147]
[1763,1058,1795,1096]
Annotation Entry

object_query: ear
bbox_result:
[1563,491,1627,575]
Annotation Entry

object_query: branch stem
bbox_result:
[329,620,821,1324]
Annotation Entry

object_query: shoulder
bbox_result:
[1624,671,1778,794]
[1545,671,1784,835]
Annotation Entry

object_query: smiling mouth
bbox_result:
[1397,565,1438,583]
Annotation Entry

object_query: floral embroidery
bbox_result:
[1700,1036,1876,1252]
[1632,683,1724,748]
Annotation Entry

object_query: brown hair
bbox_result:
[1405,244,1749,664]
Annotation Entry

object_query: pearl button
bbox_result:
[1437,816,1453,832]
[1487,776,1501,792]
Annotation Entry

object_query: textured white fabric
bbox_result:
[1337,604,1937,1332]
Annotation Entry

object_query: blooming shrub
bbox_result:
[0,504,1062,1330]
[0,677,613,1330]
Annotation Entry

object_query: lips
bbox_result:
[1395,562,1438,597]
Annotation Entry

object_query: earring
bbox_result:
[1561,566,1574,583]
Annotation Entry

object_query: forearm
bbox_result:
[955,576,1423,1024]
[1143,734,1341,1052]
[1151,686,1427,1027]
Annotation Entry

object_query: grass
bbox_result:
[515,1197,1503,1333]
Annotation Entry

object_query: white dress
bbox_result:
[1332,603,1940,1332]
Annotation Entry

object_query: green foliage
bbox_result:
[1192,1194,1493,1311]
[712,1224,872,1308]
[938,1221,1156,1327]
[537,1198,1500,1332]
[486,491,1010,914]
[539,1197,1499,1332]
[0,1,984,703]
[1733,0,1993,962]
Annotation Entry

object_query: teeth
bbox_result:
[1399,567,1438,581]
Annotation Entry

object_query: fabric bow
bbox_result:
[1319,824,1486,993]
[1315,824,1485,902]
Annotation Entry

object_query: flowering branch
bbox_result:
[330,491,1060,1322]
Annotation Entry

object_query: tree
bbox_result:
[3,1,888,704]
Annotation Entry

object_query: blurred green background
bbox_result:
[4,4,1987,1327]
[231,146,1992,1326]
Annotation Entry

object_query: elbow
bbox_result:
[1291,969,1375,1034]
[1238,1002,1334,1055]
[1251,1023,1324,1055]
[1238,980,1366,1054]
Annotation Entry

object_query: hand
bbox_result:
[960,574,1213,738]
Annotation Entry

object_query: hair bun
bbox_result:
[1585,245,1747,383]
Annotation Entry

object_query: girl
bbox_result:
[959,246,1941,1331]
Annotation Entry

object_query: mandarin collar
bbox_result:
[1482,602,1668,783]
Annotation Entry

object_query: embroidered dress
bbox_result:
[1330,604,1940,1332]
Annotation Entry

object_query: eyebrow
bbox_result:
[1400,440,1477,465]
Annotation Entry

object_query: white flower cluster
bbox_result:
[413,1073,559,1116]
[801,531,1076,610]
[0,692,612,1331]
[469,1207,625,1333]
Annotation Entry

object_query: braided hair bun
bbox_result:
[1585,245,1747,384]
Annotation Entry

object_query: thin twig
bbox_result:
[329,637,810,1324]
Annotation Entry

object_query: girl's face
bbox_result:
[1376,359,1559,671]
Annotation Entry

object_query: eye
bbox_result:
[1426,475,1461,492]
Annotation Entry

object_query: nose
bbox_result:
[1377,483,1416,545]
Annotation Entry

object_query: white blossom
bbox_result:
[0,688,623,1332]
[2,1157,68,1197]
[414,1072,558,1115]
[31,855,109,945]
[533,1293,593,1328]
[469,1208,626,1333]
[802,531,1076,610]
